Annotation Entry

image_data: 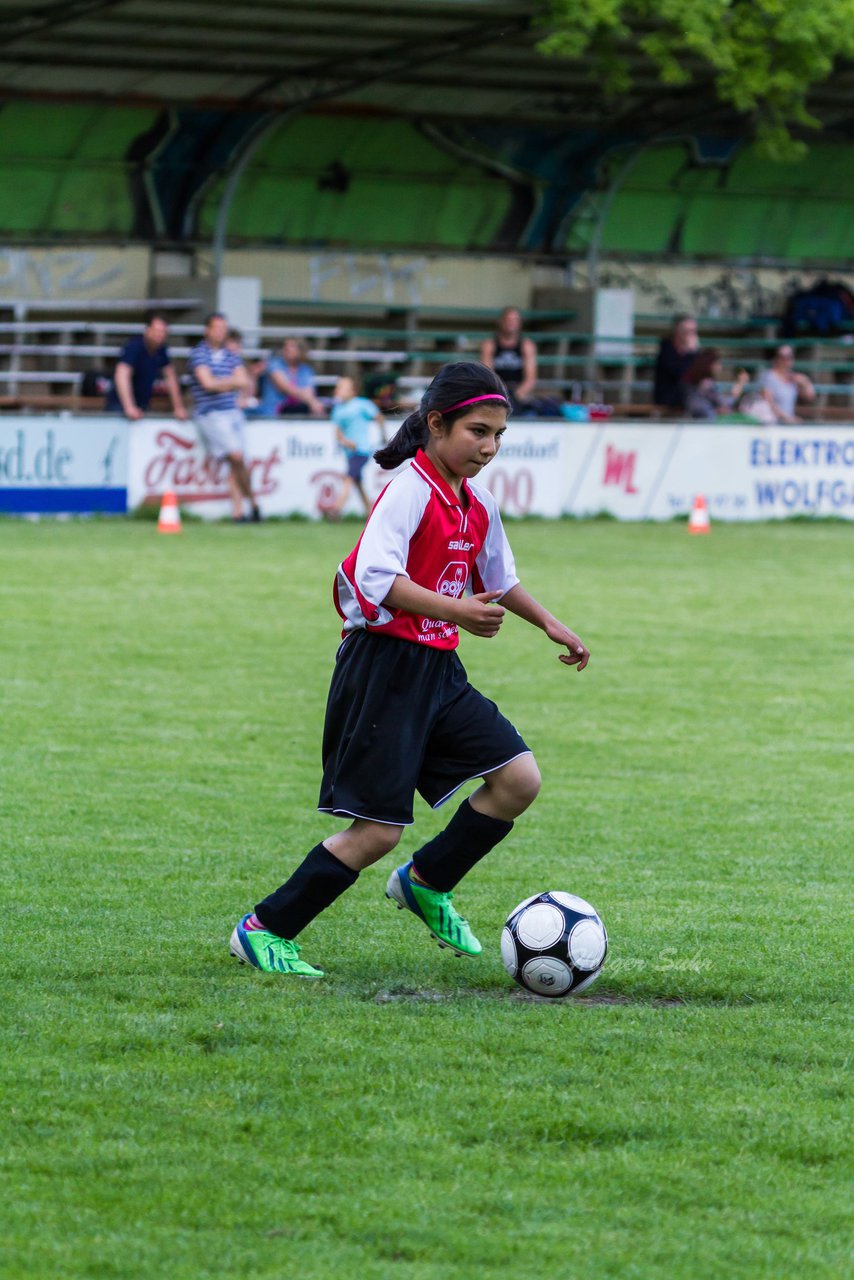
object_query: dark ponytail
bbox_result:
[373,411,429,470]
[374,361,511,470]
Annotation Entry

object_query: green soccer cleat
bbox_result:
[385,862,482,958]
[229,915,324,976]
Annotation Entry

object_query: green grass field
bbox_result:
[1,518,851,1280]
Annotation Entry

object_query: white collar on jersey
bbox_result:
[412,448,471,510]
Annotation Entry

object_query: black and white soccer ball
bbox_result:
[501,892,608,998]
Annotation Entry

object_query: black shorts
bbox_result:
[318,630,530,826]
[346,452,370,481]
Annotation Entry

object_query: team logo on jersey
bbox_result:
[437,562,468,598]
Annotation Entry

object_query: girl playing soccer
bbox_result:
[230,361,589,976]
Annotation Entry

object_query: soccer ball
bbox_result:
[501,891,608,998]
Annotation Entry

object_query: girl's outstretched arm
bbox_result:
[500,584,590,670]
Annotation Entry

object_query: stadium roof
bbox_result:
[2,0,853,257]
[0,0,742,134]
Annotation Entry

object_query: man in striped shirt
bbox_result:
[188,312,260,522]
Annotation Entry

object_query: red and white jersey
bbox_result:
[334,448,519,649]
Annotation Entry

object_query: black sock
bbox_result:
[412,799,513,892]
[254,843,357,939]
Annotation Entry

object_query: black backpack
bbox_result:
[782,279,854,337]
[81,370,113,397]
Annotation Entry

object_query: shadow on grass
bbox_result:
[368,985,755,1007]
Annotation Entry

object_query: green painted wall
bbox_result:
[569,143,854,261]
[197,116,511,249]
[0,103,153,237]
[1,102,854,265]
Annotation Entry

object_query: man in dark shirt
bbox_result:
[105,310,187,420]
[653,315,699,412]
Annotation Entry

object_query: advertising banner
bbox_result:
[3,417,853,521]
[128,419,391,519]
[0,418,127,513]
[565,424,683,519]
[662,426,854,519]
[474,424,578,518]
[127,419,585,520]
[501,422,854,521]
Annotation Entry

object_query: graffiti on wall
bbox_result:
[307,253,449,306]
[0,248,148,299]
[220,247,536,311]
[591,261,852,322]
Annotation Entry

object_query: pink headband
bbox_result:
[440,393,509,413]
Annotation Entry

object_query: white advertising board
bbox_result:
[4,417,853,521]
[128,419,854,521]
[566,424,683,519]
[0,417,127,514]
[657,425,854,519]
[127,419,589,521]
[474,424,578,518]
[127,419,393,520]
[565,423,854,520]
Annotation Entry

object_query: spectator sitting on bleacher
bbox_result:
[653,315,699,413]
[480,307,560,417]
[250,337,325,418]
[105,310,187,420]
[685,348,749,421]
[758,345,816,424]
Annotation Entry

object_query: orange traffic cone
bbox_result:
[157,490,182,534]
[688,494,710,535]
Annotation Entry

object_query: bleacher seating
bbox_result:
[1,296,854,419]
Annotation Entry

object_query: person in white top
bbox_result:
[759,345,816,424]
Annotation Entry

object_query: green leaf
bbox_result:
[541,0,854,153]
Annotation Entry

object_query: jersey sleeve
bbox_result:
[470,484,519,597]
[116,338,137,366]
[336,467,429,628]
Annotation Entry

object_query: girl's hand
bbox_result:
[545,619,590,670]
[455,591,506,638]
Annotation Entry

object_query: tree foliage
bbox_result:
[540,0,854,158]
